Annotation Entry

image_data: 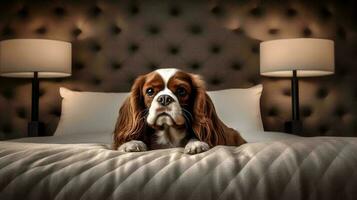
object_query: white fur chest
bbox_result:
[155,125,187,147]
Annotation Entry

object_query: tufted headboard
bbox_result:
[0,0,356,139]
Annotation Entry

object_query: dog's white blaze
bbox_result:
[155,68,178,86]
[154,68,179,101]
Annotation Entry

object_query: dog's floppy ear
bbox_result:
[190,74,246,146]
[113,75,147,150]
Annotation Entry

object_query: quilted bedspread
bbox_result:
[1,137,357,200]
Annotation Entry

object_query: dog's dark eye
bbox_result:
[146,88,154,96]
[176,87,187,97]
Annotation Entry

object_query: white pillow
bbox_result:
[55,85,263,136]
[54,88,129,135]
[207,84,264,133]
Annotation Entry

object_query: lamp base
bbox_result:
[284,120,302,135]
[28,121,45,137]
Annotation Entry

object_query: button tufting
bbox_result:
[111,62,121,70]
[231,62,242,70]
[210,44,221,54]
[111,25,121,35]
[268,107,278,117]
[268,28,279,35]
[129,4,139,15]
[73,61,85,70]
[169,6,181,17]
[50,107,61,117]
[189,24,203,35]
[168,45,180,55]
[282,88,291,96]
[189,62,201,70]
[16,107,27,119]
[72,28,82,37]
[35,26,47,35]
[251,44,259,54]
[302,106,313,117]
[146,24,161,35]
[17,6,29,18]
[319,6,332,20]
[128,43,139,53]
[53,6,66,17]
[1,88,14,100]
[250,7,264,17]
[211,6,224,17]
[39,88,45,97]
[233,27,244,35]
[286,8,297,17]
[334,106,347,118]
[91,42,102,52]
[316,87,328,99]
[89,5,102,17]
[302,27,312,37]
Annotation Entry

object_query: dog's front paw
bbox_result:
[118,140,147,152]
[184,139,210,154]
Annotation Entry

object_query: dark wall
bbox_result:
[0,0,356,139]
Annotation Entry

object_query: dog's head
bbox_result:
[142,68,190,128]
[113,68,234,149]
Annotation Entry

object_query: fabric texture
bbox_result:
[1,137,356,200]
[54,87,129,135]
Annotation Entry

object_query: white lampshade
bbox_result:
[260,38,334,77]
[0,39,71,78]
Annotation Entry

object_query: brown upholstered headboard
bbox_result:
[0,0,356,139]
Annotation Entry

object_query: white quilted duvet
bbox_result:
[1,134,357,200]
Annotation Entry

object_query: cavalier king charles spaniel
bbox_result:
[113,68,246,154]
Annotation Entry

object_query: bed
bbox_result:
[1,86,357,200]
[1,131,357,200]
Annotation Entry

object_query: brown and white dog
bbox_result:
[113,68,246,154]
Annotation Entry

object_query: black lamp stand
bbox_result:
[284,70,303,134]
[28,72,44,137]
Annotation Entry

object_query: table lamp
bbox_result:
[0,39,71,136]
[260,38,334,134]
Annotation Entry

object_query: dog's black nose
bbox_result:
[157,95,174,106]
